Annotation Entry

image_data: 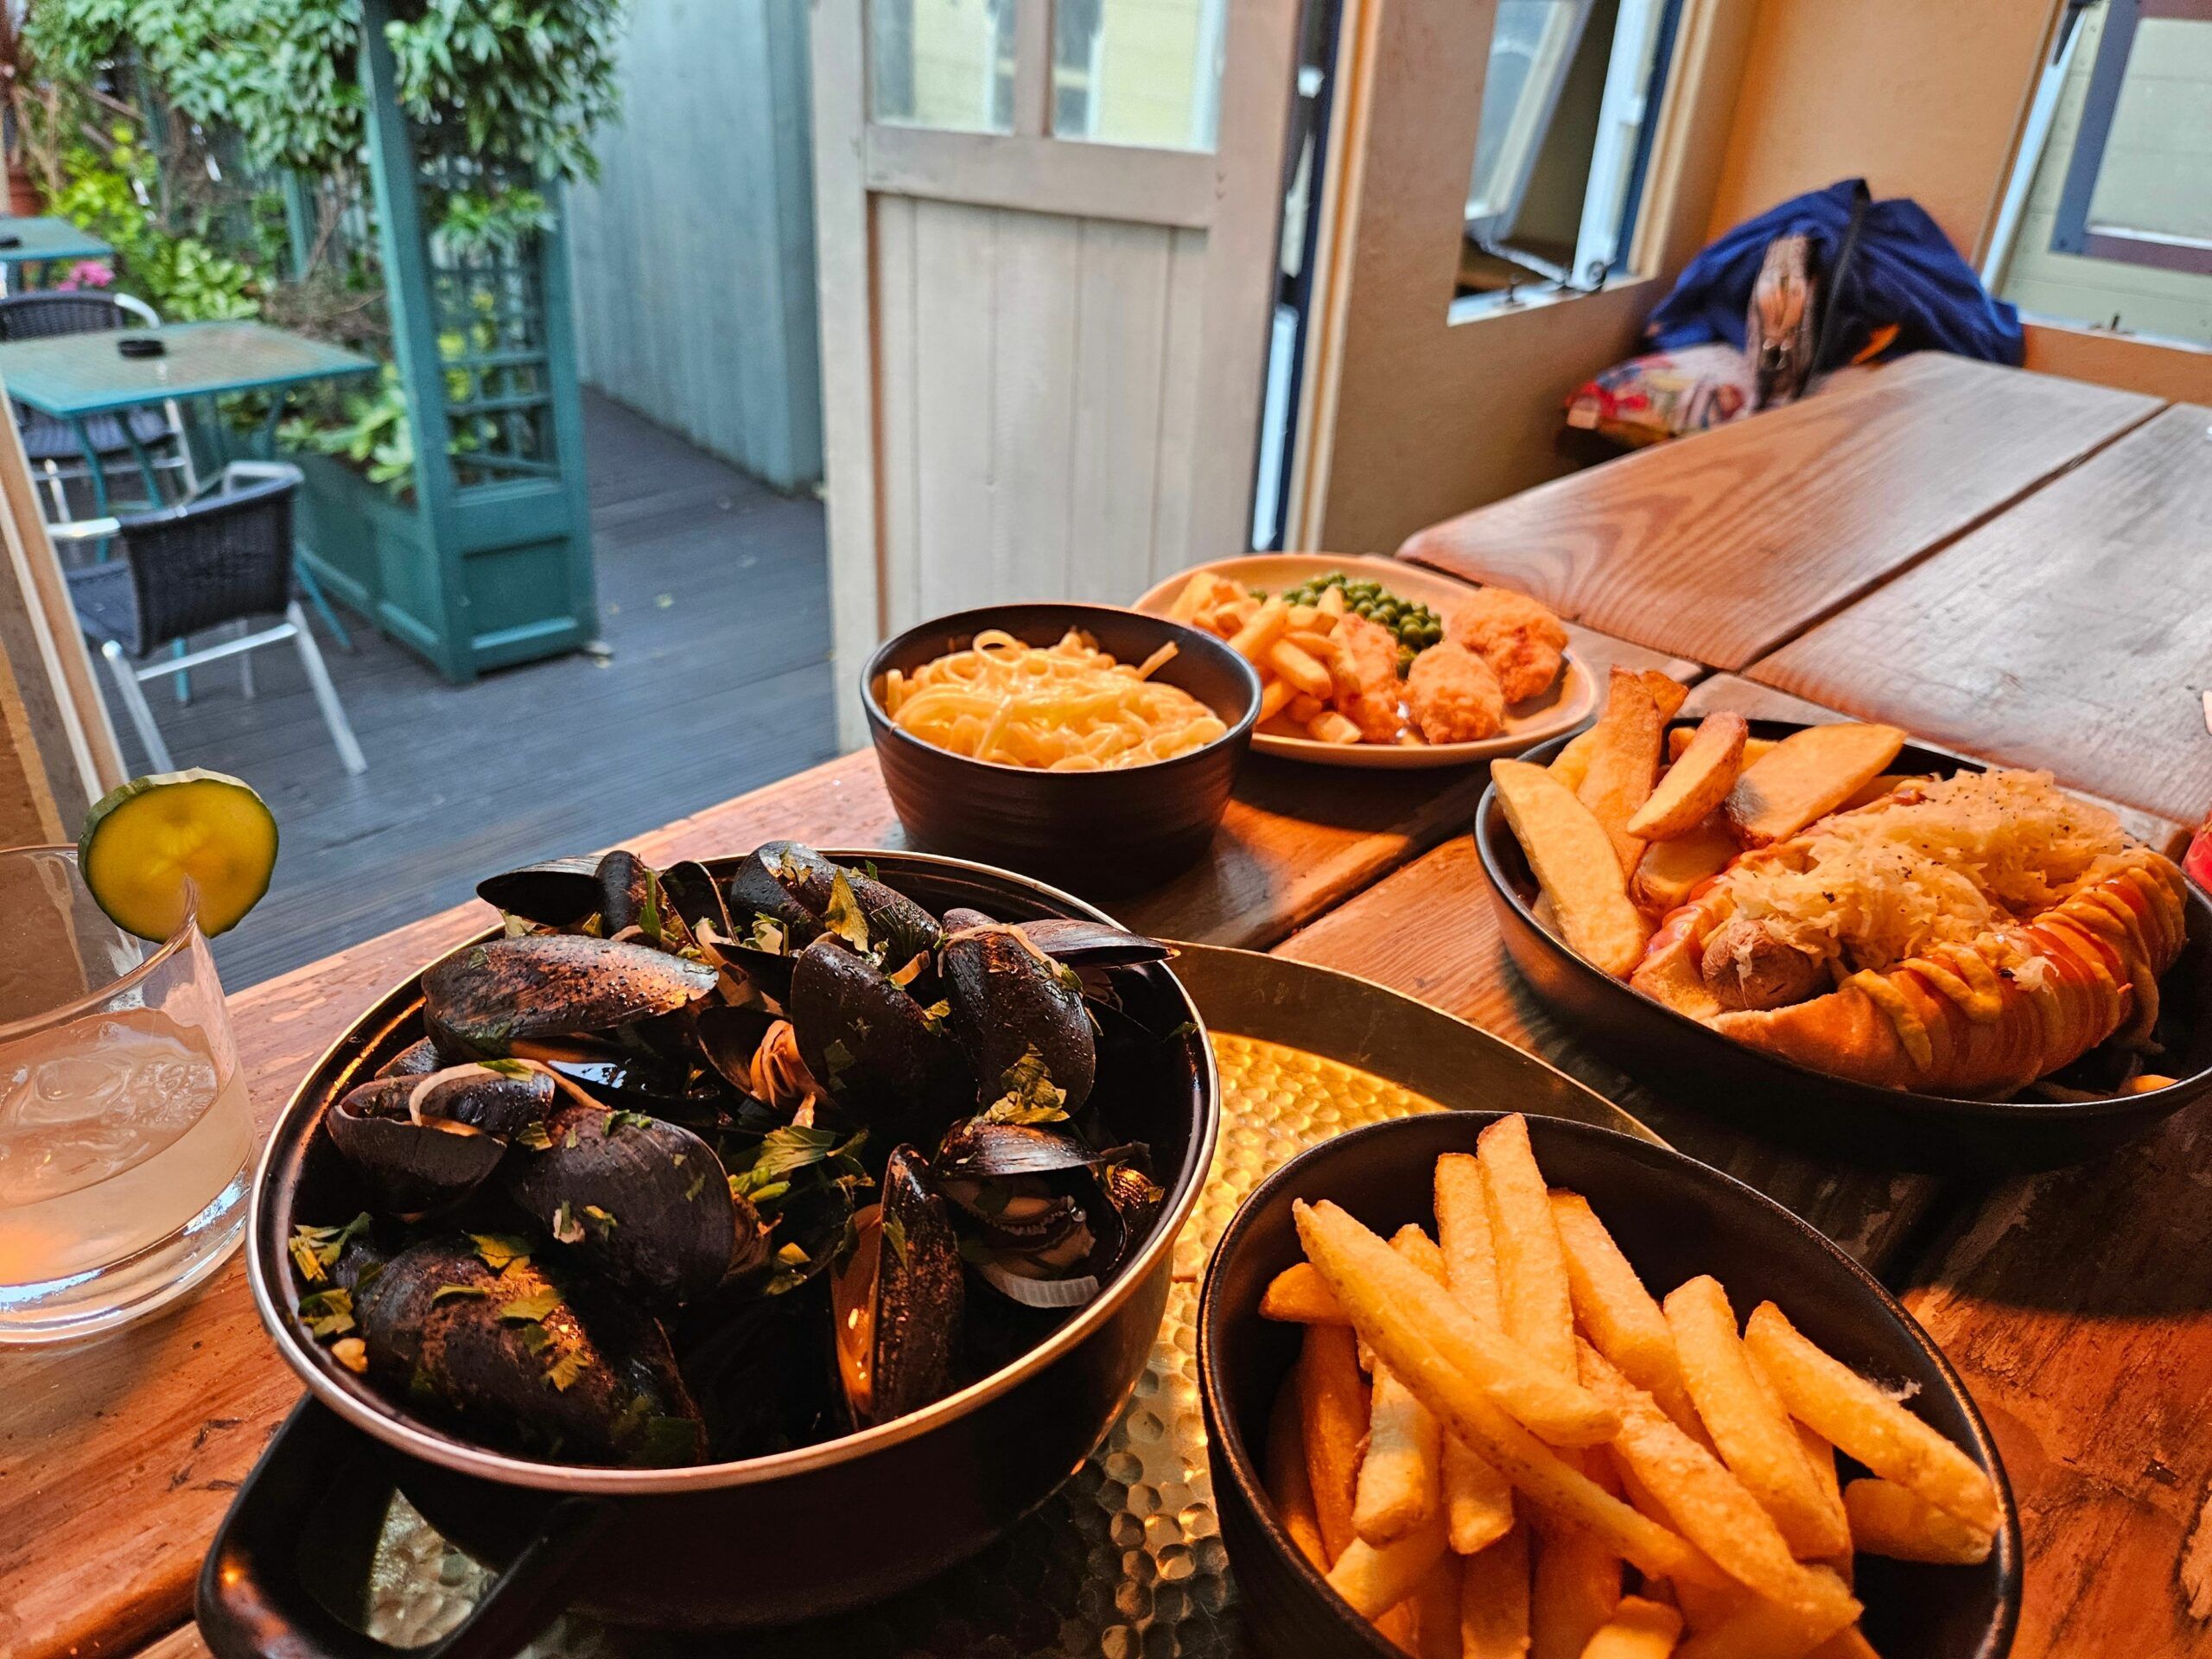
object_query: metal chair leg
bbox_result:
[238,621,256,699]
[100,641,175,772]
[286,602,366,774]
[293,556,353,651]
[171,637,192,705]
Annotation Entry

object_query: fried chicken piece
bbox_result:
[1325,613,1406,742]
[1405,642,1505,744]
[1446,588,1568,703]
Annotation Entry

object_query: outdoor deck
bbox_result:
[109,391,839,989]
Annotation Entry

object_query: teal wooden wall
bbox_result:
[566,0,824,490]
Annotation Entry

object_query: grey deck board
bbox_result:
[100,391,838,990]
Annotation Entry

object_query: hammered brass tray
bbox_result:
[340,945,1656,1657]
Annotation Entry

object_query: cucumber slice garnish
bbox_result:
[78,769,278,941]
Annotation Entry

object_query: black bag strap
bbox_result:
[1810,180,1872,374]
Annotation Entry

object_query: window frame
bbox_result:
[2050,0,2212,277]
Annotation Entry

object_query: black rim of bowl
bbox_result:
[861,601,1263,780]
[1476,720,2212,1127]
[1196,1110,2023,1657]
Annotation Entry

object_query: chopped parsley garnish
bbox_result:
[297,1286,355,1338]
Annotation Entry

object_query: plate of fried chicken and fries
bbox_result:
[1134,556,1599,769]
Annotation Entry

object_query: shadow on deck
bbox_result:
[105,391,840,990]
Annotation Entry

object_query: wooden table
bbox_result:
[7,397,2212,1659]
[1395,353,2163,670]
[1750,402,2212,824]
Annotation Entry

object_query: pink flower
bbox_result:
[55,260,114,292]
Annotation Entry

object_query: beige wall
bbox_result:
[1704,0,2060,262]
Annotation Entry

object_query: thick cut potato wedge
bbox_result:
[1670,730,1777,766]
[1722,724,1908,848]
[1493,761,1652,977]
[1630,817,1739,916]
[1628,714,1749,841]
[1577,670,1669,876]
[1642,672,1690,722]
[1554,674,1683,791]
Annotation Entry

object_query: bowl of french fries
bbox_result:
[1198,1110,2018,1659]
[1474,696,2212,1171]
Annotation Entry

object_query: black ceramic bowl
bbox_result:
[1476,721,2212,1172]
[1198,1112,2021,1659]
[201,851,1218,1655]
[863,602,1262,895]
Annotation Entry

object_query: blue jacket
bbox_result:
[1645,178,2024,366]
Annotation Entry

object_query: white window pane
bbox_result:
[1467,0,1594,232]
[872,0,1018,134]
[1051,0,1227,151]
[2088,16,2212,243]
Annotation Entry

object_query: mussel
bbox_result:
[933,1120,1152,1305]
[939,918,1096,1116]
[728,842,944,967]
[355,1236,705,1466]
[788,936,968,1137]
[505,1093,761,1305]
[423,934,718,1059]
[475,855,604,928]
[829,1145,963,1427]
[377,1038,446,1080]
[326,1067,554,1217]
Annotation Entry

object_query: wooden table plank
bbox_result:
[1902,1097,2212,1656]
[1396,353,2163,671]
[3,627,1697,1659]
[1750,403,2212,824]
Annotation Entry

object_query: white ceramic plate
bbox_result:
[1132,554,1598,770]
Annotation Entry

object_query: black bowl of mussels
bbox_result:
[200,843,1218,1652]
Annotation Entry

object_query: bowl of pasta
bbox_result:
[864,601,1262,892]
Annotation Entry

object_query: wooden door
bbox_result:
[813,0,1300,741]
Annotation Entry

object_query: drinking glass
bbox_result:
[0,845,251,1342]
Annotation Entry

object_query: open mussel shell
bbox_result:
[475,856,603,928]
[729,841,944,967]
[410,1063,555,1140]
[377,1037,446,1080]
[789,936,969,1137]
[830,1145,963,1427]
[327,1077,508,1217]
[933,1121,1149,1307]
[353,1237,706,1467]
[660,859,735,941]
[505,1096,758,1305]
[423,934,718,1059]
[1003,917,1173,969]
[940,922,1096,1114]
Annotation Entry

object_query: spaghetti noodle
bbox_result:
[877,628,1227,772]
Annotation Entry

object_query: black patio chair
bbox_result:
[0,290,194,518]
[54,461,366,775]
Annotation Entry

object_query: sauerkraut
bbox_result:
[1719,770,2133,973]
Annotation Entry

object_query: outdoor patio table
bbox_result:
[1,529,2206,1656]
[0,318,378,645]
[1395,352,2164,670]
[1749,400,2212,824]
[0,214,115,290]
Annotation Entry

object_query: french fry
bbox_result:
[1227,596,1292,664]
[1294,1200,1618,1446]
[1478,1114,1577,1382]
[1461,1527,1533,1659]
[1577,669,1668,878]
[1300,1322,1370,1562]
[1722,724,1908,848]
[1294,1206,1719,1587]
[1630,818,1739,916]
[1663,1277,1849,1560]
[1673,1591,1859,1659]
[1491,761,1652,977]
[1838,772,1919,811]
[1286,627,1337,656]
[1328,1507,1451,1617]
[1375,1604,1418,1656]
[1808,1625,1883,1659]
[1669,730,1777,766]
[1530,1519,1623,1659]
[1270,638,1334,699]
[1288,692,1327,724]
[1436,1154,1516,1553]
[1266,1374,1331,1570]
[1841,1478,1995,1565]
[1262,1262,1348,1324]
[1628,714,1749,841]
[1258,675,1299,721]
[1549,1192,1700,1434]
[1577,1342,1860,1629]
[1354,1231,1448,1544]
[1411,1548,1464,1659]
[1642,672,1690,722]
[1550,726,1597,791]
[1580,1595,1686,1659]
[1309,710,1364,745]
[1742,1303,2001,1537]
[1287,601,1320,630]
[1166,570,1216,623]
[1318,584,1347,619]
